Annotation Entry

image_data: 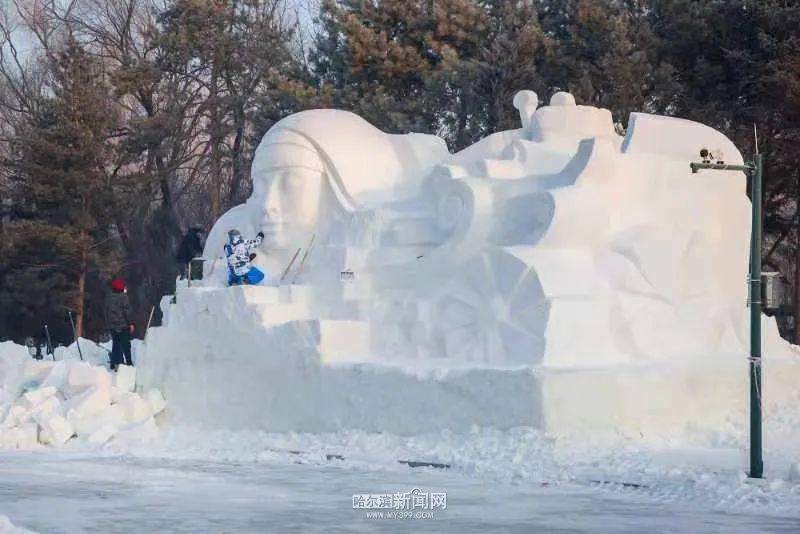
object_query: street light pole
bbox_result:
[690,154,764,479]
[749,154,764,479]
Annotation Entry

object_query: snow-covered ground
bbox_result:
[2,339,800,531]
[2,422,800,532]
[0,451,797,533]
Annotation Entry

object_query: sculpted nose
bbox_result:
[266,201,280,220]
[264,178,281,220]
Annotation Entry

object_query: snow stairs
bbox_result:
[219,284,374,364]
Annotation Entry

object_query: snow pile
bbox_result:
[51,338,110,367]
[25,337,142,368]
[56,337,143,367]
[0,515,36,534]
[0,340,165,450]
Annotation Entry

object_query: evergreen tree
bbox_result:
[312,0,487,147]
[539,0,676,123]
[154,0,310,217]
[1,38,120,341]
[84,0,311,327]
[648,0,800,339]
[451,0,551,146]
[314,0,557,149]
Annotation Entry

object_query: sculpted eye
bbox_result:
[285,173,306,192]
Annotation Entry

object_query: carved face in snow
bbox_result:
[251,167,326,249]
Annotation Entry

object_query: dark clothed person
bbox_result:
[107,278,134,370]
[176,227,205,279]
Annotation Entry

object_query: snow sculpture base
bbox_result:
[140,91,800,440]
[140,284,800,440]
[540,356,800,442]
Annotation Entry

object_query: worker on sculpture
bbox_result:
[225,229,265,286]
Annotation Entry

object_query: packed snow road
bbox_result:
[1,449,798,533]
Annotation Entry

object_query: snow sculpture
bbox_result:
[141,90,799,438]
[415,93,754,365]
[204,91,770,364]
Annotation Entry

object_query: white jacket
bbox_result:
[225,236,262,276]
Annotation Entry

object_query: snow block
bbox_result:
[115,391,153,423]
[22,386,58,409]
[0,342,161,449]
[65,408,87,435]
[53,338,111,367]
[144,389,166,416]
[112,416,158,446]
[86,423,118,445]
[67,404,124,436]
[65,362,112,397]
[2,405,27,428]
[63,385,111,419]
[318,320,371,363]
[29,395,61,419]
[40,361,68,391]
[1,386,16,409]
[0,397,11,424]
[16,422,40,449]
[23,360,54,384]
[114,365,136,392]
[0,343,29,395]
[0,423,39,449]
[38,413,74,445]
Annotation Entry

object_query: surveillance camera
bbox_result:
[699,148,716,164]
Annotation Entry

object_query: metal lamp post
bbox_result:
[690,153,764,479]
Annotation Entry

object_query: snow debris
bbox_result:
[145,388,167,416]
[0,340,165,450]
[113,365,136,392]
[0,515,37,534]
[788,462,800,483]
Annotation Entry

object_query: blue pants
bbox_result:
[228,267,265,286]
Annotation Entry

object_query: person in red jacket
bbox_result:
[106,278,134,370]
